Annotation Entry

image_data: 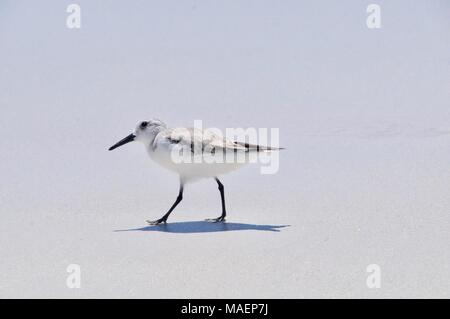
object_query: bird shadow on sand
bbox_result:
[114,221,290,234]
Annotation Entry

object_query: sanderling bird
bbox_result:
[109,119,282,225]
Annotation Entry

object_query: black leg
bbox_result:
[206,177,227,222]
[147,182,184,225]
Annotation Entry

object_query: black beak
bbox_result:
[108,133,136,151]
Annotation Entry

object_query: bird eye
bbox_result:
[140,121,148,129]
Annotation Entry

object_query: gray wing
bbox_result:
[155,127,283,154]
[155,127,246,154]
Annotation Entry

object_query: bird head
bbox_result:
[108,119,166,151]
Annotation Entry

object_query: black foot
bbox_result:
[146,218,167,225]
[205,216,226,223]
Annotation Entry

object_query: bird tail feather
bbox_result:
[234,142,285,152]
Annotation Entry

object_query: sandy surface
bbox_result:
[1,1,449,298]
